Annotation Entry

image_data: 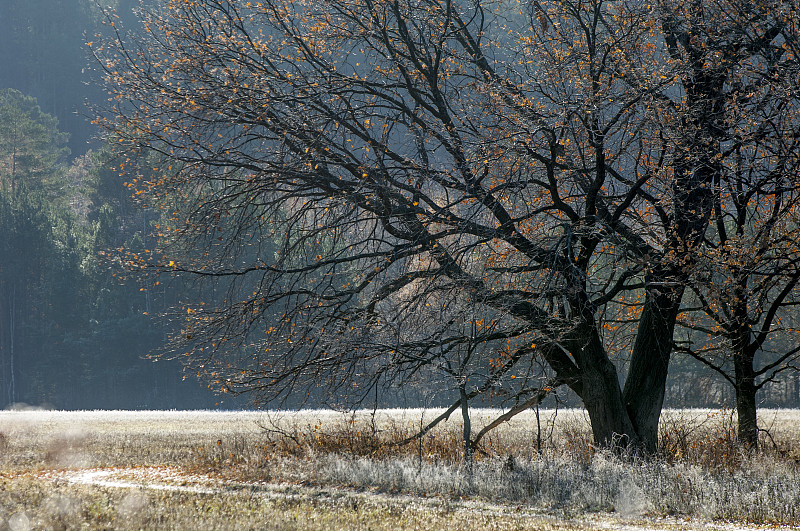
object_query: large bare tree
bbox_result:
[96,0,799,451]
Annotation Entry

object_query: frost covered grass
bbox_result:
[2,408,800,529]
[314,449,800,523]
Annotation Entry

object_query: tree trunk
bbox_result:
[0,289,6,408]
[8,289,14,406]
[733,319,759,447]
[569,320,641,449]
[582,363,640,449]
[731,279,759,449]
[735,376,758,449]
[459,383,473,463]
[623,287,682,453]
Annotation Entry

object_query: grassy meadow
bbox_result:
[1,408,800,529]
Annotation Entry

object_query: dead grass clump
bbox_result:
[656,409,800,470]
[187,435,267,480]
[45,431,92,468]
[553,417,595,464]
[659,409,740,469]
[255,415,469,463]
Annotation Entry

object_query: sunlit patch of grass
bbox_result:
[0,470,599,530]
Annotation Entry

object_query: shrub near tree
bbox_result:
[96,0,800,452]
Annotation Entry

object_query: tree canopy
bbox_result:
[96,0,800,450]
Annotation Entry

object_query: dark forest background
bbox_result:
[0,0,232,409]
[0,0,798,411]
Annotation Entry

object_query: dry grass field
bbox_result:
[1,408,800,530]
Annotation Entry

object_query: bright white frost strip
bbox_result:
[61,468,220,494]
[55,467,343,504]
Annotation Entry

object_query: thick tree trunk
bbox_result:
[568,320,641,449]
[733,310,759,449]
[735,376,758,449]
[623,287,682,453]
[729,279,759,449]
[582,362,640,449]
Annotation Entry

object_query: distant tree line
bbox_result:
[0,0,233,409]
[0,94,225,408]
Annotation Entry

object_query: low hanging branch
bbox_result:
[471,378,562,450]
[396,376,563,451]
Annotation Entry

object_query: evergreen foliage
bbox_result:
[0,88,218,409]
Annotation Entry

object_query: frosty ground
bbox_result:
[1,409,799,529]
